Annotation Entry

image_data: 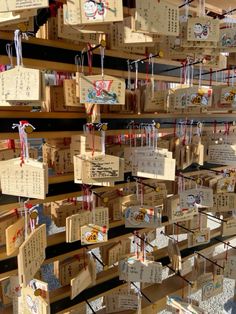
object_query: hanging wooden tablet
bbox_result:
[201,275,223,301]
[74,153,124,186]
[0,66,42,102]
[18,224,47,287]
[100,238,131,266]
[84,154,120,179]
[119,258,162,283]
[137,155,176,181]
[174,86,212,108]
[66,207,109,242]
[0,10,36,27]
[74,0,123,25]
[0,277,12,305]
[54,254,89,286]
[179,187,213,209]
[6,217,25,256]
[70,258,96,300]
[167,296,205,314]
[0,213,18,246]
[105,290,139,313]
[51,200,82,228]
[20,286,49,314]
[187,17,220,42]
[216,177,236,193]
[71,134,102,158]
[0,158,48,199]
[167,239,182,273]
[135,0,179,36]
[110,23,146,54]
[125,206,162,228]
[81,224,108,245]
[63,79,83,107]
[143,84,169,113]
[187,228,210,248]
[222,217,236,237]
[220,86,236,109]
[0,0,49,12]
[167,194,198,223]
[57,8,102,44]
[211,193,236,212]
[220,27,236,49]
[117,16,158,46]
[80,75,125,105]
[208,144,236,165]
[224,256,236,279]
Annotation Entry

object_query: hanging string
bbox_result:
[100,46,105,78]
[87,43,93,75]
[232,67,235,86]
[150,54,155,98]
[135,61,139,90]
[6,44,13,68]
[12,121,35,166]
[127,60,131,90]
[101,128,106,155]
[14,30,23,67]
[81,48,85,74]
[185,0,189,21]
[199,0,205,17]
[23,200,29,239]
[145,54,149,84]
[198,62,203,88]
[190,63,194,87]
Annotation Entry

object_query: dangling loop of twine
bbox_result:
[14,30,23,67]
[100,46,105,79]
[6,43,13,68]
[87,43,93,75]
[199,0,205,17]
[149,53,155,98]
[135,61,139,90]
[127,60,131,90]
[198,62,203,88]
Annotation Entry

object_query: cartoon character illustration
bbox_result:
[221,34,233,47]
[26,295,39,314]
[133,208,150,223]
[223,89,236,105]
[85,228,104,242]
[86,79,118,104]
[193,22,210,40]
[191,90,209,106]
[84,0,107,19]
[186,194,196,208]
[202,281,214,299]
[195,191,204,205]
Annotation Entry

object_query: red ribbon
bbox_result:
[7,139,15,150]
